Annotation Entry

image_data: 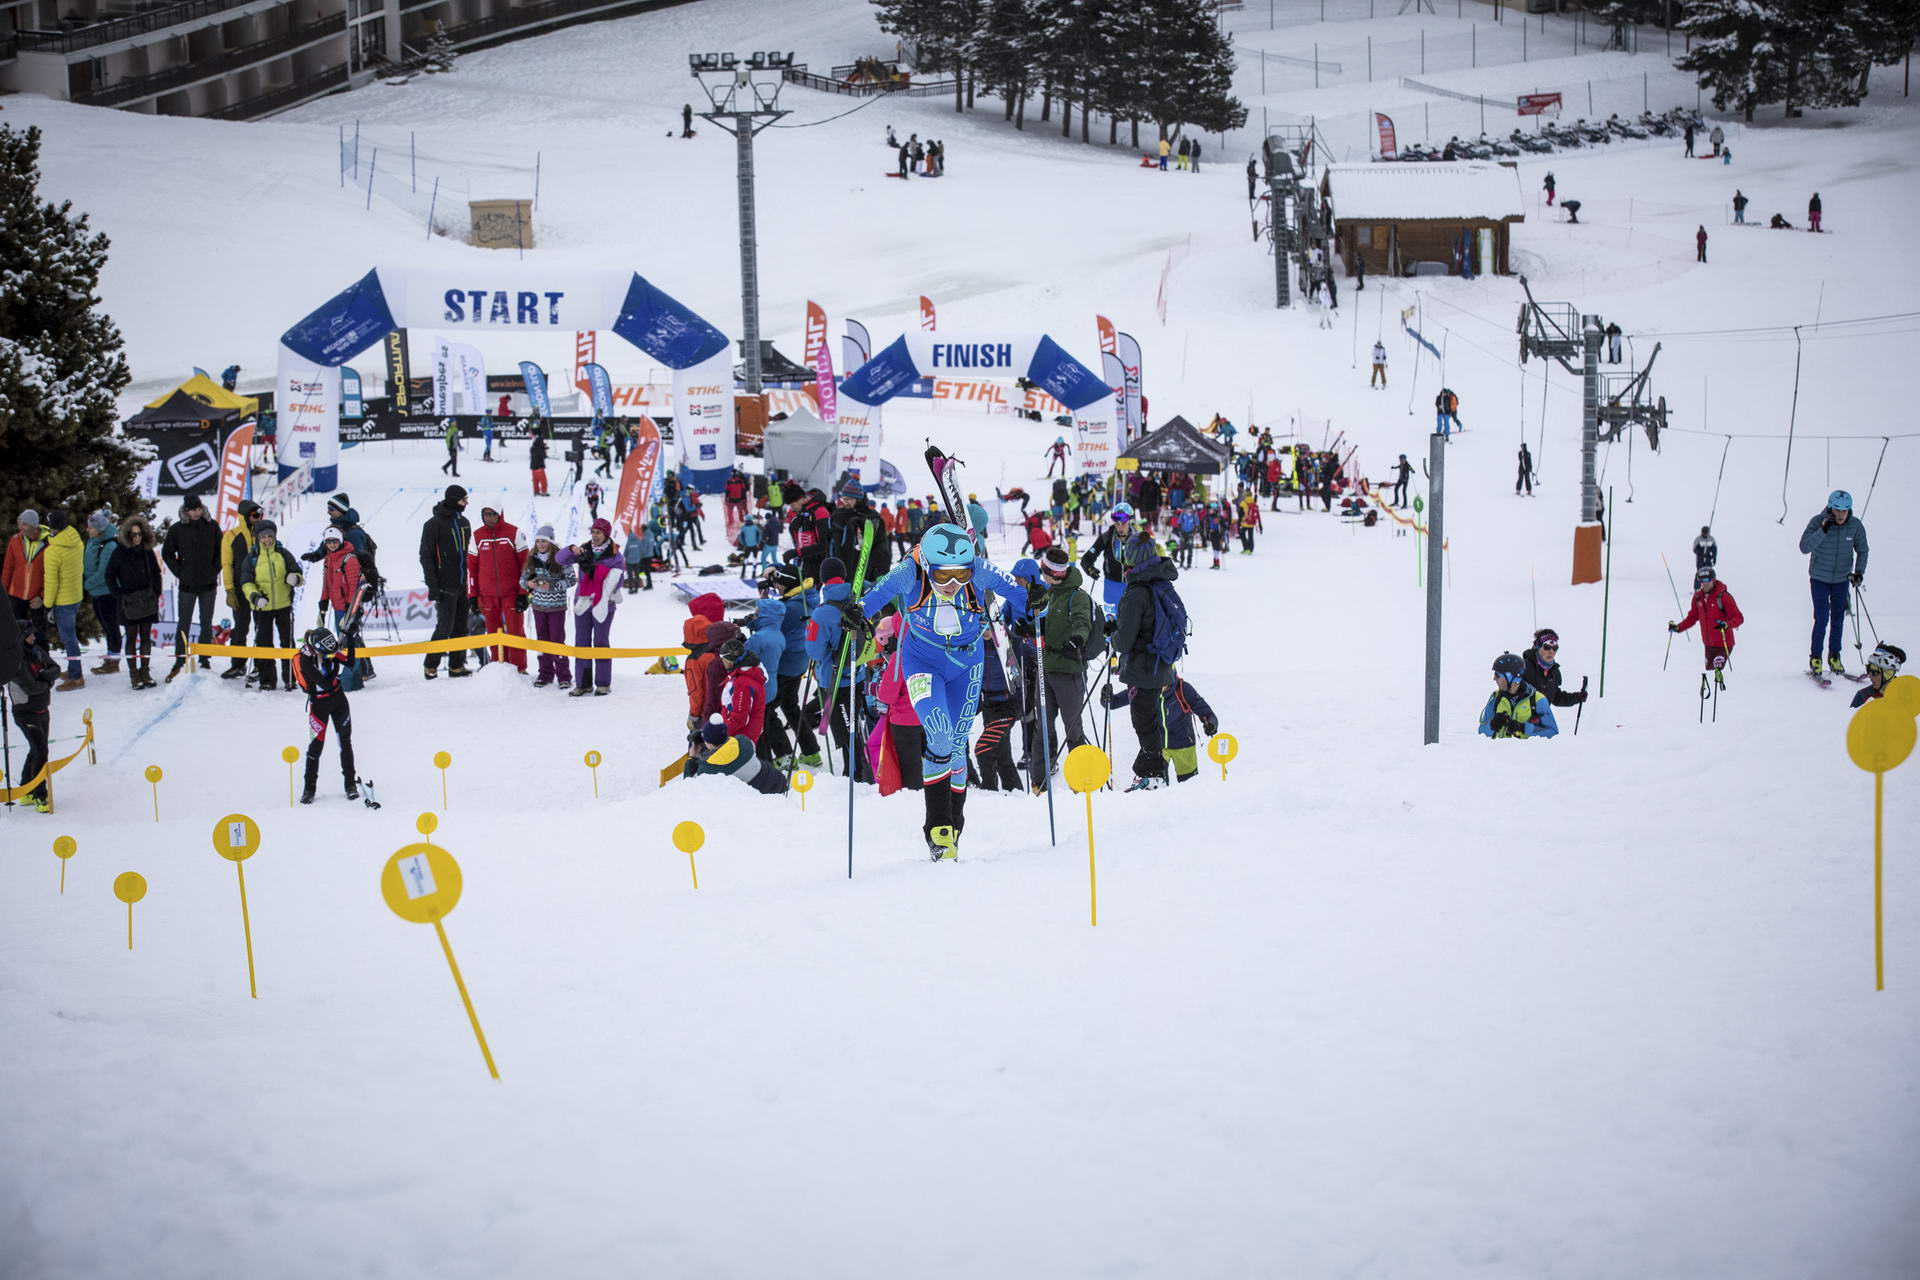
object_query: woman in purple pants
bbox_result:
[558,517,625,697]
[519,525,576,689]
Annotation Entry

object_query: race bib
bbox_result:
[906,672,934,704]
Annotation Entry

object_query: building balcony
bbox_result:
[16,0,291,57]
[71,11,343,106]
[206,56,344,118]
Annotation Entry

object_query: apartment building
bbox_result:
[0,0,677,121]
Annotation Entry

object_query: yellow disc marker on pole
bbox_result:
[1064,745,1112,928]
[432,750,452,811]
[53,835,77,894]
[673,820,704,890]
[113,872,147,950]
[416,812,439,839]
[211,814,263,998]
[1207,732,1240,781]
[1883,674,1920,716]
[792,768,814,812]
[584,750,603,799]
[380,841,498,1079]
[281,746,300,808]
[1846,699,1917,992]
[144,765,163,822]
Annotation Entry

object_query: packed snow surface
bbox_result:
[3,1,1918,1276]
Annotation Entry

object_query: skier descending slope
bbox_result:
[853,522,1030,860]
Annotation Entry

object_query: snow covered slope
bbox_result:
[3,2,1917,1276]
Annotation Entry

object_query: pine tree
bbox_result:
[0,126,138,561]
[1139,0,1246,138]
[1679,0,1888,119]
[425,23,457,74]
[1678,0,1785,120]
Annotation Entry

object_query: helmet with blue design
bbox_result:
[919,522,974,567]
[1109,502,1136,524]
[1828,489,1852,511]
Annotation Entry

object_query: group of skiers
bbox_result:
[888,130,945,179]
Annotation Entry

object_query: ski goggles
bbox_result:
[929,566,973,586]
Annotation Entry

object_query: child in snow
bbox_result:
[294,627,361,803]
[1102,676,1219,785]
[1479,653,1560,739]
[693,713,789,795]
[1668,566,1744,687]
[520,526,576,689]
[556,518,624,697]
[1851,644,1907,709]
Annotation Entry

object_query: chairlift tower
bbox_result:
[691,51,793,396]
[1517,275,1670,583]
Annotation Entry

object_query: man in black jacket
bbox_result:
[1520,628,1587,709]
[161,493,223,680]
[1110,535,1185,788]
[825,477,891,584]
[7,615,55,811]
[418,484,473,679]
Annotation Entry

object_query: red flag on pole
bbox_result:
[1096,315,1117,356]
[613,419,662,538]
[919,296,936,331]
[1374,113,1397,158]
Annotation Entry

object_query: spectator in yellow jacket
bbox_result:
[41,510,87,688]
[220,499,262,680]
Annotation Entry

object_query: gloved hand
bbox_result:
[287,572,303,587]
[1201,713,1220,736]
[249,593,267,610]
[513,593,528,612]
[300,547,326,563]
[1490,712,1515,735]
[1667,621,1679,633]
[226,590,239,610]
[1085,565,1100,580]
[1850,572,1863,586]
[1821,514,1837,530]
[1573,690,1589,704]
[1102,616,1119,636]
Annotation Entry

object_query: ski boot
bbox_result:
[1808,655,1823,676]
[27,794,51,814]
[299,784,316,805]
[798,752,823,768]
[1124,775,1167,793]
[1827,654,1845,676]
[929,826,959,861]
[344,779,360,802]
[1714,667,1726,690]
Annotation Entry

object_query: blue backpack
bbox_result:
[1145,580,1189,665]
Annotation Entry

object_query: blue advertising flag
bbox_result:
[584,362,613,417]
[519,361,551,417]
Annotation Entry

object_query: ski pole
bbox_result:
[1699,673,1708,724]
[1574,676,1588,734]
[1033,608,1057,847]
[1663,626,1674,671]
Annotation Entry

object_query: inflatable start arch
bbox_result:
[277,267,733,491]
[837,333,1119,481]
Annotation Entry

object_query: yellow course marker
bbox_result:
[1847,698,1918,991]
[432,750,452,810]
[416,812,439,838]
[211,814,263,998]
[584,750,603,798]
[113,872,147,949]
[1207,733,1239,781]
[792,768,814,811]
[380,841,498,1079]
[53,835,77,894]
[1064,745,1112,928]
[281,746,300,807]
[673,821,704,890]
[144,765,163,821]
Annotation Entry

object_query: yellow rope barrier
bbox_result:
[2,708,95,805]
[190,635,689,661]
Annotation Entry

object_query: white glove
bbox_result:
[288,572,304,587]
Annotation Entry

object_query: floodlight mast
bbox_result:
[691,52,792,396]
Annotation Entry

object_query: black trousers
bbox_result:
[1130,690,1168,781]
[11,701,50,801]
[1043,668,1088,759]
[254,607,293,687]
[1392,478,1408,507]
[228,594,252,671]
[1517,464,1532,495]
[773,673,819,755]
[888,722,926,790]
[426,593,470,671]
[304,696,355,789]
[973,704,1021,790]
[90,592,122,656]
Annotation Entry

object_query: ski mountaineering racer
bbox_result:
[852,522,1029,860]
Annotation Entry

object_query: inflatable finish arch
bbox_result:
[276,267,731,492]
[836,333,1119,481]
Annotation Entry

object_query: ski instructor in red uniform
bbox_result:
[468,506,529,673]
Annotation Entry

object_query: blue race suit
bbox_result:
[862,555,1028,792]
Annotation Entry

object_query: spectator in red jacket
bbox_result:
[715,633,768,742]
[1669,566,1744,683]
[317,528,367,621]
[467,507,528,672]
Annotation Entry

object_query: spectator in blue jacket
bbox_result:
[1799,489,1869,675]
[761,564,819,767]
[803,557,867,778]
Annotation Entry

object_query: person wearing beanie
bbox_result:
[239,519,302,689]
[556,516,623,696]
[468,506,529,674]
[519,525,575,689]
[161,493,222,680]
[220,499,263,680]
[83,510,123,674]
[693,712,789,795]
[787,486,834,585]
[4,509,48,637]
[418,485,474,679]
[826,476,891,584]
[310,493,373,556]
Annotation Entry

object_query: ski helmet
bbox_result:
[1109,502,1136,524]
[1492,652,1525,678]
[305,627,339,656]
[1828,489,1853,511]
[919,522,974,568]
[1868,644,1907,678]
[1695,566,1716,590]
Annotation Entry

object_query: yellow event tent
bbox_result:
[147,373,258,418]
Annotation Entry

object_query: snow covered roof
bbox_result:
[1326,162,1526,223]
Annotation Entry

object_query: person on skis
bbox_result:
[1390,454,1413,509]
[1044,436,1073,478]
[1799,489,1868,677]
[1479,653,1559,739]
[1668,566,1745,687]
[1693,526,1717,574]
[851,522,1030,859]
[1078,503,1136,616]
[1103,675,1218,785]
[294,628,361,803]
[1851,644,1907,710]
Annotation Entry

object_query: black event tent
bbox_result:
[1117,415,1228,475]
[125,389,243,430]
